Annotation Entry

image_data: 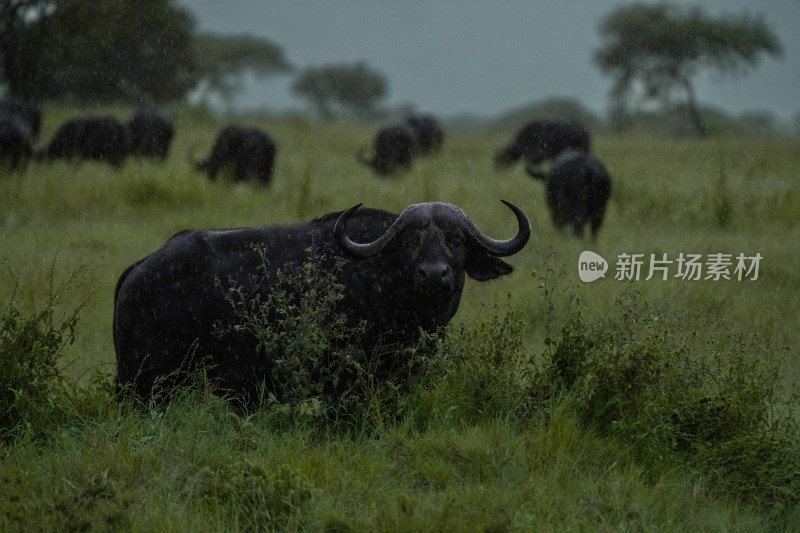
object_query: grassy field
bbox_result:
[1,105,799,531]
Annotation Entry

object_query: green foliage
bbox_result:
[0,258,85,440]
[192,32,293,106]
[218,243,366,410]
[426,297,531,424]
[292,62,388,120]
[595,2,782,135]
[200,461,312,531]
[543,287,800,505]
[0,0,197,103]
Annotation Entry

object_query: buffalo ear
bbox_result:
[466,253,514,281]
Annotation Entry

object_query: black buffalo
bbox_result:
[496,120,590,171]
[45,116,129,168]
[406,115,444,156]
[128,109,174,160]
[0,100,42,140]
[114,200,530,402]
[0,113,35,172]
[357,124,417,175]
[196,126,276,185]
[527,150,611,239]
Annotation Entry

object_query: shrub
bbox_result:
[544,287,800,505]
[404,295,531,427]
[0,260,86,440]
[218,243,367,412]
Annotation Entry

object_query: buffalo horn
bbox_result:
[335,200,530,259]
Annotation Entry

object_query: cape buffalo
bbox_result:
[496,120,590,171]
[128,109,174,160]
[114,200,530,403]
[196,126,276,185]
[0,114,35,172]
[406,115,444,156]
[527,150,611,239]
[45,116,129,168]
[357,123,417,176]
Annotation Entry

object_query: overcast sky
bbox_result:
[176,0,799,120]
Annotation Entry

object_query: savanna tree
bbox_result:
[192,33,293,106]
[292,62,388,120]
[594,2,782,136]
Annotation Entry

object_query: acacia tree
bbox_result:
[192,33,293,106]
[594,3,782,136]
[292,62,387,120]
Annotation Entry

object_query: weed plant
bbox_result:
[0,258,86,441]
[543,286,800,506]
[217,243,366,411]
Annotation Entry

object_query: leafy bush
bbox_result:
[0,260,86,440]
[403,295,531,428]
[219,243,367,412]
[543,287,800,505]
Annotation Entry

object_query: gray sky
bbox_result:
[176,0,800,120]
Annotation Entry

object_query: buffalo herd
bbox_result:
[1,98,616,404]
[0,103,175,170]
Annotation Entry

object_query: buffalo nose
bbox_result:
[416,262,453,289]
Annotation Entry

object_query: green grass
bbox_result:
[1,106,798,531]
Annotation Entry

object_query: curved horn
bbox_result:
[463,200,530,256]
[335,202,424,259]
[335,203,383,259]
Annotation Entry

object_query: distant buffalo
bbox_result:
[358,123,417,176]
[0,100,42,140]
[406,115,444,156]
[0,113,35,172]
[496,120,590,171]
[196,126,276,185]
[113,200,530,402]
[45,116,129,168]
[128,109,174,160]
[527,150,611,239]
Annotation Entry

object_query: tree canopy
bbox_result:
[594,2,782,135]
[1,0,197,104]
[192,33,292,106]
[292,62,388,121]
[0,0,292,106]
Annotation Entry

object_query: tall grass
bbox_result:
[1,106,798,530]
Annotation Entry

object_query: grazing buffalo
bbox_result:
[114,200,530,402]
[357,123,417,175]
[527,150,611,239]
[45,116,129,168]
[196,126,276,185]
[406,115,444,156]
[128,109,174,160]
[0,114,35,172]
[496,120,590,171]
[0,100,42,140]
